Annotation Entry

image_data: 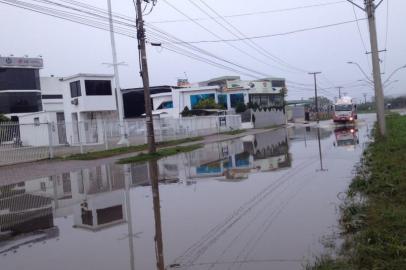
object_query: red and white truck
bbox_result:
[333,97,357,123]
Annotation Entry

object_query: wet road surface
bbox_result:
[0,114,374,270]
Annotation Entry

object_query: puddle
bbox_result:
[0,115,375,270]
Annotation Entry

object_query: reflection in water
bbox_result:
[190,129,291,180]
[149,160,165,270]
[2,122,367,270]
[333,126,360,148]
[316,128,327,172]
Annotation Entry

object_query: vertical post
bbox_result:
[47,122,54,159]
[78,121,84,154]
[124,164,135,270]
[107,0,129,145]
[136,0,156,153]
[365,0,386,136]
[149,160,165,270]
[337,86,343,98]
[309,72,322,123]
[103,120,109,150]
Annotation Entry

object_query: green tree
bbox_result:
[194,98,224,110]
[0,114,10,122]
[181,106,191,117]
[235,103,247,113]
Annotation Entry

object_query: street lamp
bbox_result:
[384,64,406,84]
[358,79,374,86]
[384,80,399,88]
[347,61,373,83]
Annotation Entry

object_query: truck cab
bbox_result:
[333,97,357,123]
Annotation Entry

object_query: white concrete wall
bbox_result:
[18,111,58,146]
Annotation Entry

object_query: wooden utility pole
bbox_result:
[309,72,322,123]
[136,0,156,153]
[347,0,386,136]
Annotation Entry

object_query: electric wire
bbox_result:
[149,1,347,24]
[351,4,372,71]
[165,18,368,44]
[161,0,280,76]
[190,0,309,75]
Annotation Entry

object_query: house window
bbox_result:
[0,68,40,90]
[157,101,173,109]
[70,81,81,98]
[190,94,215,109]
[230,93,244,108]
[34,117,40,126]
[217,94,228,109]
[272,80,285,88]
[85,80,112,96]
[40,182,46,191]
[42,94,63,99]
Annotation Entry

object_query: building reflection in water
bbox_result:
[178,128,292,181]
[1,128,294,268]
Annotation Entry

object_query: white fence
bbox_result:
[0,115,241,166]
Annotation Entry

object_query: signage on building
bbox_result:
[0,56,44,68]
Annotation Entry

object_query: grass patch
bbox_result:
[64,136,203,160]
[307,114,406,269]
[259,124,284,130]
[219,129,246,136]
[117,144,203,164]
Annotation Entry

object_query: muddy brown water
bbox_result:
[0,115,375,270]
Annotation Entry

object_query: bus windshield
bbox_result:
[335,104,352,111]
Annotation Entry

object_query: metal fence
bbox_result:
[0,115,241,166]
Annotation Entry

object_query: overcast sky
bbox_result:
[1,0,405,102]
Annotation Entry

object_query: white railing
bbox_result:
[0,115,242,166]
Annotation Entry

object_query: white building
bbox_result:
[150,76,286,118]
[18,74,118,146]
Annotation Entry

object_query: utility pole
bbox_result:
[363,93,368,104]
[347,0,386,136]
[309,72,322,124]
[136,0,156,153]
[107,0,129,146]
[337,86,343,98]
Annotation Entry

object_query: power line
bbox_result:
[351,4,372,70]
[0,0,340,94]
[146,26,268,78]
[190,0,309,75]
[166,18,368,44]
[0,0,137,38]
[149,1,347,24]
[161,0,279,76]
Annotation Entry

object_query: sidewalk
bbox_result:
[0,125,290,185]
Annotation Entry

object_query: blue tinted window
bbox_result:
[190,94,215,109]
[217,94,228,109]
[230,93,244,108]
[157,101,173,109]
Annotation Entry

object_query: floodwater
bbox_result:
[0,114,374,270]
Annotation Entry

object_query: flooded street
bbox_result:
[0,115,374,270]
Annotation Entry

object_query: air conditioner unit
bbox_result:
[71,98,79,105]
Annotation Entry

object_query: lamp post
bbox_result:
[347,61,373,83]
[384,65,406,84]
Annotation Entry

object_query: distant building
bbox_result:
[0,56,44,120]
[0,55,119,146]
[146,76,287,118]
